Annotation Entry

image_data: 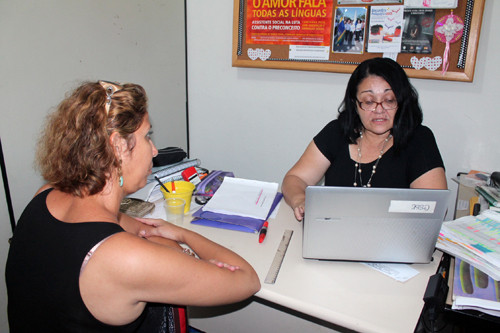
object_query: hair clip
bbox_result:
[98,80,122,114]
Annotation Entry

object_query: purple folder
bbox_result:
[190,193,283,233]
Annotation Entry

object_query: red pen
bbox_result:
[259,221,268,243]
[171,181,176,193]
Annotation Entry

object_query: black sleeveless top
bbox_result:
[313,120,445,188]
[6,189,185,332]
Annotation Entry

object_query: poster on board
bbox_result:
[233,0,485,82]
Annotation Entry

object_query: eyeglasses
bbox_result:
[356,99,398,112]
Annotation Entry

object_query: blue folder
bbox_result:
[190,193,283,233]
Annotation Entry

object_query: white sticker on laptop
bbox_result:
[388,201,436,214]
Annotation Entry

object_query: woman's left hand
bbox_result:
[134,217,165,228]
[137,219,186,243]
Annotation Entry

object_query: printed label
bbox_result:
[388,200,436,214]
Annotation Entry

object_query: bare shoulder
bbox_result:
[79,232,157,324]
[34,184,53,196]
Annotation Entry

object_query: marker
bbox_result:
[154,176,169,193]
[259,221,268,243]
[171,181,176,193]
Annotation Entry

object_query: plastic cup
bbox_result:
[160,180,195,213]
[164,198,186,225]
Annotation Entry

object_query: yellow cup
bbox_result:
[160,180,195,213]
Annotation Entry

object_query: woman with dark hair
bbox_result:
[6,80,260,332]
[282,58,447,221]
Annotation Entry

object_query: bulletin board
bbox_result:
[232,0,485,82]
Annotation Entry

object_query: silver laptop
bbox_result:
[302,186,450,263]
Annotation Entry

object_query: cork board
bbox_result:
[232,0,485,82]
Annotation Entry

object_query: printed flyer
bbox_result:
[401,8,435,54]
[245,0,334,46]
[367,5,404,53]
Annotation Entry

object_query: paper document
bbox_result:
[202,177,279,220]
[364,262,419,282]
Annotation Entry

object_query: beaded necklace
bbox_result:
[353,132,392,187]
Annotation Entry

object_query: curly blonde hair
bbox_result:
[36,81,148,197]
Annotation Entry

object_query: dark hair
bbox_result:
[36,81,148,197]
[337,57,423,151]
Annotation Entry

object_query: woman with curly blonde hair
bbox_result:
[6,80,260,332]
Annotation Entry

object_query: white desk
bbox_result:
[172,200,440,333]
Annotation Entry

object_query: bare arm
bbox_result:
[410,167,448,189]
[80,225,260,325]
[118,212,182,249]
[282,141,330,221]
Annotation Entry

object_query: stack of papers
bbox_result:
[191,177,282,233]
[436,210,500,280]
[452,258,500,317]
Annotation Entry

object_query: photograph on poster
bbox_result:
[401,8,435,54]
[332,6,367,54]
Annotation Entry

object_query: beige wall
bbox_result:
[188,0,498,222]
[0,1,187,331]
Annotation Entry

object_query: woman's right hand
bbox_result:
[281,141,330,222]
[292,204,305,221]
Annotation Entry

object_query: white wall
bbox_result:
[0,1,187,331]
[187,1,498,222]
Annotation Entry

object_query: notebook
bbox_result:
[302,186,450,263]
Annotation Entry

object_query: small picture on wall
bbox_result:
[332,6,367,54]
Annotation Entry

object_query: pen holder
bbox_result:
[160,181,195,213]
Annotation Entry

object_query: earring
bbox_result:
[118,160,124,187]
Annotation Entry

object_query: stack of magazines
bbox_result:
[451,258,500,317]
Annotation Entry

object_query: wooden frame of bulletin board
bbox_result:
[232,0,485,82]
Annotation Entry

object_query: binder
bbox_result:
[191,193,283,233]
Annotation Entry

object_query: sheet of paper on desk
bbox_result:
[364,262,419,282]
[202,177,279,220]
